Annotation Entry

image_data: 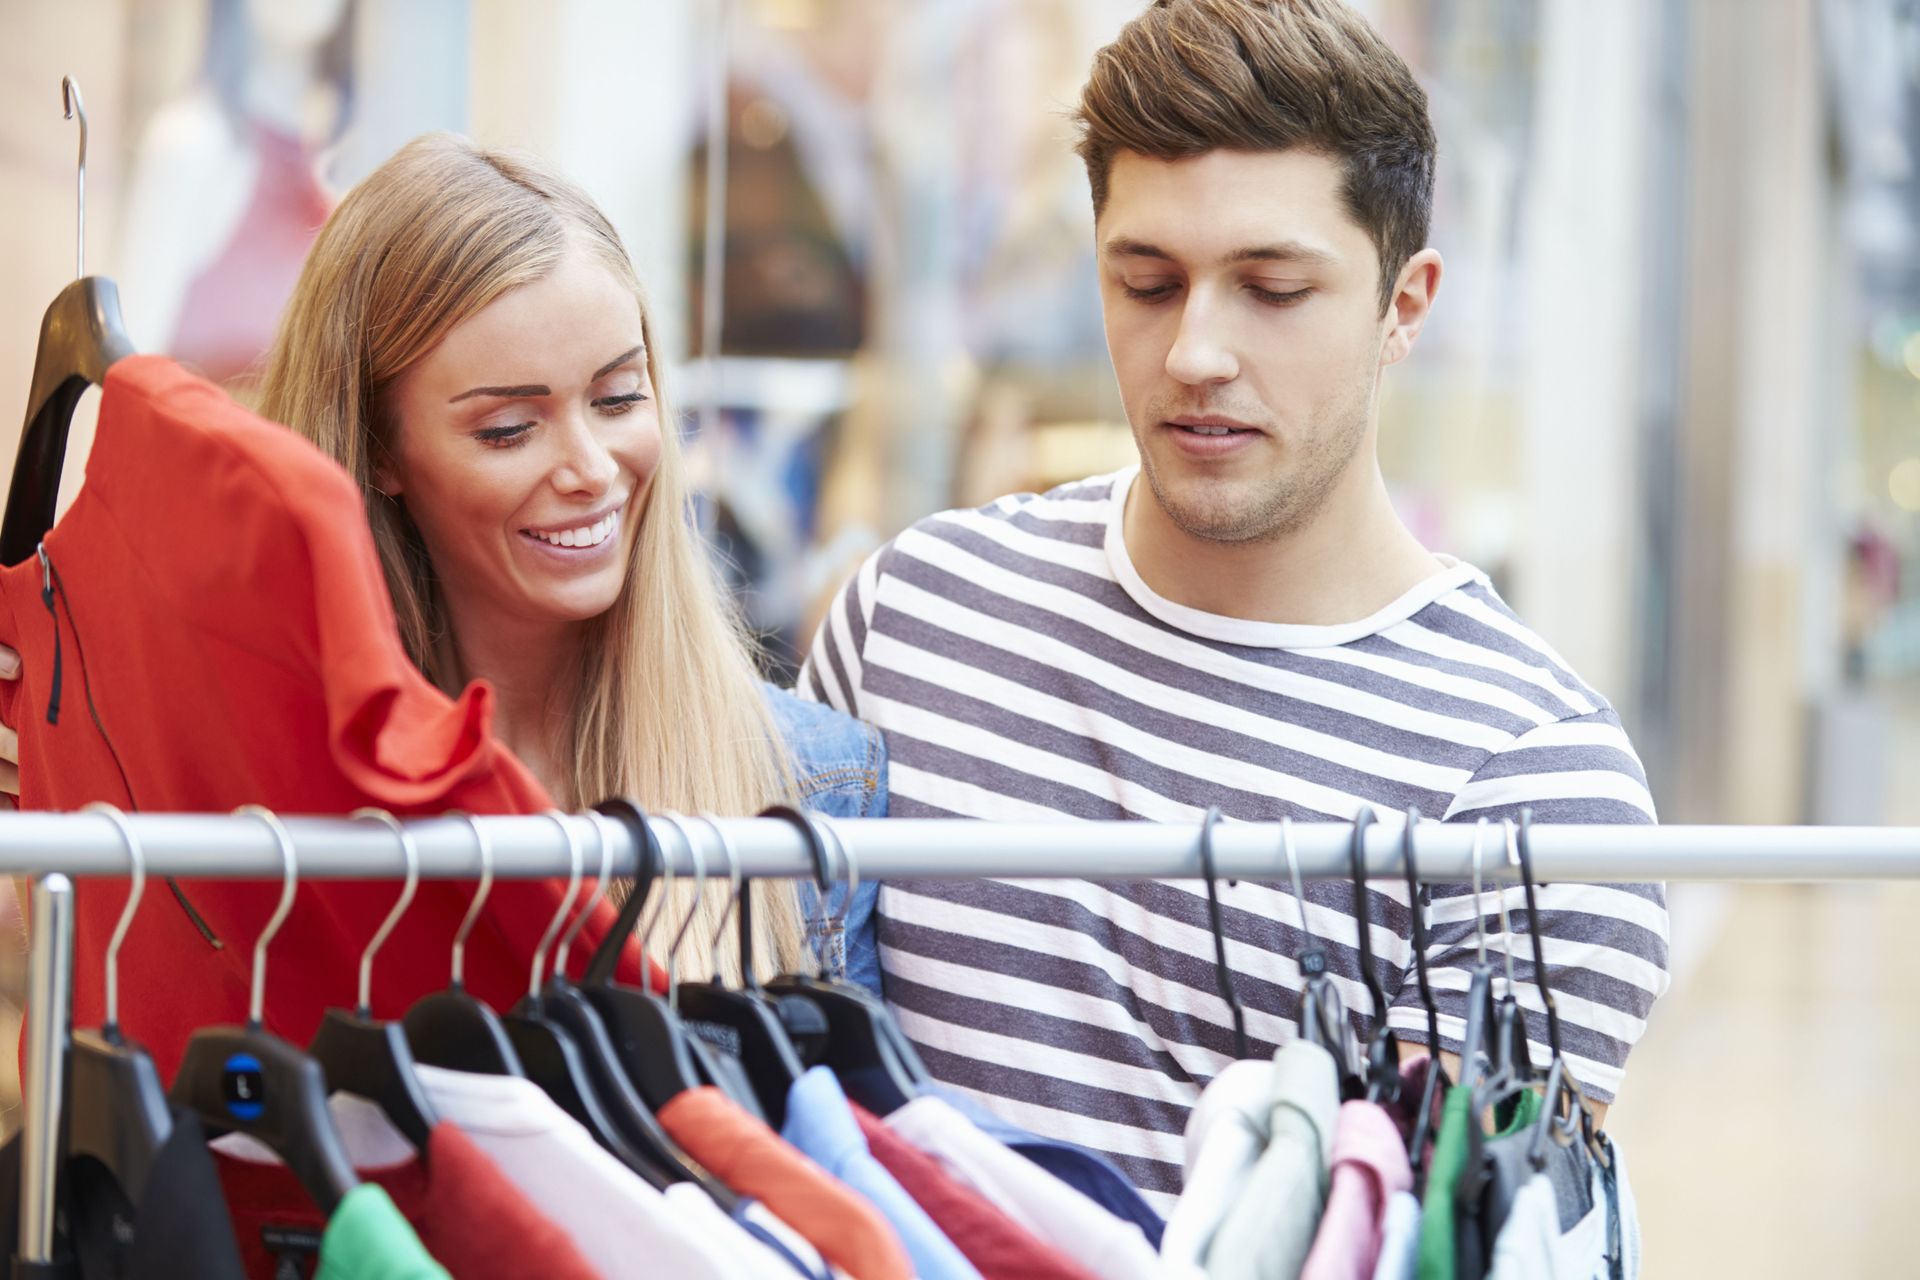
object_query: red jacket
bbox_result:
[0,356,648,1078]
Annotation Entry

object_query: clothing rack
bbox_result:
[8,811,1918,1272]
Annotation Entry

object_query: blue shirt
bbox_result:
[782,1067,981,1280]
[931,1085,1167,1251]
[767,685,887,992]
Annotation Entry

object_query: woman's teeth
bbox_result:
[528,512,616,548]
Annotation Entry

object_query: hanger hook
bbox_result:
[235,806,300,1029]
[1196,806,1248,1060]
[1347,805,1389,1023]
[1468,817,1490,967]
[694,814,745,981]
[1515,809,1564,1061]
[349,809,420,1017]
[638,817,676,965]
[1498,818,1521,992]
[555,813,615,982]
[815,815,860,981]
[555,812,614,981]
[657,814,710,1010]
[530,811,584,999]
[447,813,495,990]
[1278,815,1317,951]
[83,803,144,1035]
[1400,807,1440,1059]
[60,76,86,278]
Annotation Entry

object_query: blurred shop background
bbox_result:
[1,0,1918,1273]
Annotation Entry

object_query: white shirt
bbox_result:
[1158,1060,1273,1272]
[413,1065,793,1280]
[888,1095,1165,1280]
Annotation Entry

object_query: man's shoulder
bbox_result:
[1416,568,1625,728]
[877,470,1128,573]
[906,471,1123,535]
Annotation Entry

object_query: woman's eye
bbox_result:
[474,423,534,448]
[593,392,649,416]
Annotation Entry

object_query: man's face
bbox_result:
[1098,147,1396,544]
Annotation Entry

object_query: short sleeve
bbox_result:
[1387,710,1671,1102]
[799,545,886,720]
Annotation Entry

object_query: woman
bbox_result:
[0,132,884,979]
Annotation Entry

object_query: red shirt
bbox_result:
[657,1085,912,1280]
[213,1119,602,1279]
[851,1102,1098,1280]
[0,356,649,1078]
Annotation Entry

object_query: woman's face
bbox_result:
[380,238,661,636]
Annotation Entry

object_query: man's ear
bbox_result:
[1379,248,1443,367]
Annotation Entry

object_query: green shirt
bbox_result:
[1416,1087,1543,1280]
[316,1184,449,1280]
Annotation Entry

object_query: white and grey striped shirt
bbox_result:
[800,468,1669,1211]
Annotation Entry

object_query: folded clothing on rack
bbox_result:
[0,355,652,1078]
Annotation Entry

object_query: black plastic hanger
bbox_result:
[1476,819,1537,1101]
[1512,809,1608,1170]
[535,811,730,1199]
[1196,807,1249,1061]
[1279,815,1360,1091]
[168,807,359,1214]
[1398,807,1449,1172]
[403,814,525,1076]
[763,807,927,1115]
[500,813,671,1178]
[65,804,171,1206]
[695,811,835,1074]
[308,810,438,1153]
[659,813,810,1128]
[1348,806,1403,1106]
[577,801,753,1117]
[3,79,136,567]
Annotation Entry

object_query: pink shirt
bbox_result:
[1298,1101,1414,1280]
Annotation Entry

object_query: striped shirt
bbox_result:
[800,468,1670,1212]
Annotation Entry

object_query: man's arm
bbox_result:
[1390,709,1669,1118]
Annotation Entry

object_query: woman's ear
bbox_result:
[371,464,402,499]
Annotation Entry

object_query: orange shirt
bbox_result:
[657,1086,912,1280]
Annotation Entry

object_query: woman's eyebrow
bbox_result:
[446,345,644,404]
[449,383,547,404]
[593,345,645,380]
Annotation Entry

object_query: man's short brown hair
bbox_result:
[1074,0,1435,313]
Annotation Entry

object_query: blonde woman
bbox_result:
[0,133,886,983]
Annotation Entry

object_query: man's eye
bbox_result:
[1249,285,1313,306]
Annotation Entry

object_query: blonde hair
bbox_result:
[259,133,807,980]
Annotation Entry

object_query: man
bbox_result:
[801,0,1668,1209]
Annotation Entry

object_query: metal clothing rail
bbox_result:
[10,811,1920,1268]
[0,811,1918,883]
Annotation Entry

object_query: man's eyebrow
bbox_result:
[1102,236,1338,267]
[1226,242,1338,266]
[1103,237,1175,260]
[449,383,548,403]
[593,344,645,381]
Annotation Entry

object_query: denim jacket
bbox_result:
[765,684,885,993]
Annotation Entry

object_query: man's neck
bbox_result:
[1121,460,1444,627]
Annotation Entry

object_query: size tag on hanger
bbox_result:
[260,1223,323,1278]
[222,1052,265,1121]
